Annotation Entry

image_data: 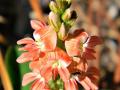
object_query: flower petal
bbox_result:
[75,76,90,90]
[33,26,57,51]
[85,36,102,48]
[31,79,45,90]
[29,61,41,70]
[84,77,98,90]
[65,39,80,57]
[57,48,72,67]
[64,79,78,90]
[46,48,71,67]
[17,37,34,45]
[16,52,33,63]
[87,67,100,76]
[40,66,52,82]
[22,72,38,86]
[31,20,46,30]
[58,67,70,82]
[82,51,96,60]
[52,67,58,80]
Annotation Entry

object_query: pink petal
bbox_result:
[40,66,52,82]
[57,48,72,67]
[29,61,41,70]
[58,67,70,82]
[22,72,38,86]
[31,20,46,30]
[46,51,59,60]
[29,56,48,70]
[74,76,90,90]
[52,67,58,80]
[17,37,34,45]
[84,77,98,90]
[19,44,37,51]
[17,52,33,63]
[31,79,45,90]
[76,32,88,44]
[65,39,81,57]
[33,26,57,51]
[46,48,71,67]
[79,80,90,90]
[76,60,88,72]
[64,79,78,90]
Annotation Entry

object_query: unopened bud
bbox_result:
[62,9,77,22]
[49,1,59,13]
[62,9,71,21]
[49,12,61,32]
[58,23,67,40]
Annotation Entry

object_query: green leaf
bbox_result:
[5,46,21,90]
[5,46,31,90]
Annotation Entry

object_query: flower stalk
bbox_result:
[16,0,102,90]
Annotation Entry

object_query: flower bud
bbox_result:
[58,23,67,40]
[49,12,61,32]
[49,1,59,13]
[62,9,71,21]
[56,0,71,11]
[62,9,77,22]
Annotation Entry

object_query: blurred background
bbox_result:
[0,0,120,90]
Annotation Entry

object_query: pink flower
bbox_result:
[17,20,57,63]
[66,56,99,90]
[65,29,102,60]
[22,70,50,90]
[30,48,72,82]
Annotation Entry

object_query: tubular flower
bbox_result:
[67,57,99,90]
[65,29,102,60]
[30,48,72,82]
[17,20,57,63]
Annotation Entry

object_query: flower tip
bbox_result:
[16,57,25,63]
[30,20,45,30]
[22,81,26,86]
[16,58,22,63]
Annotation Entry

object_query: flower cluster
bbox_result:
[17,0,102,90]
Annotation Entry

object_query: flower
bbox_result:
[65,29,102,60]
[74,66,99,90]
[17,20,57,63]
[30,48,72,81]
[66,56,99,90]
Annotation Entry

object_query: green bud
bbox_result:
[62,0,71,9]
[62,9,77,22]
[56,0,71,12]
[49,12,61,32]
[62,8,71,21]
[49,1,59,13]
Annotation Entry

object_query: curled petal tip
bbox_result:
[30,20,45,30]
